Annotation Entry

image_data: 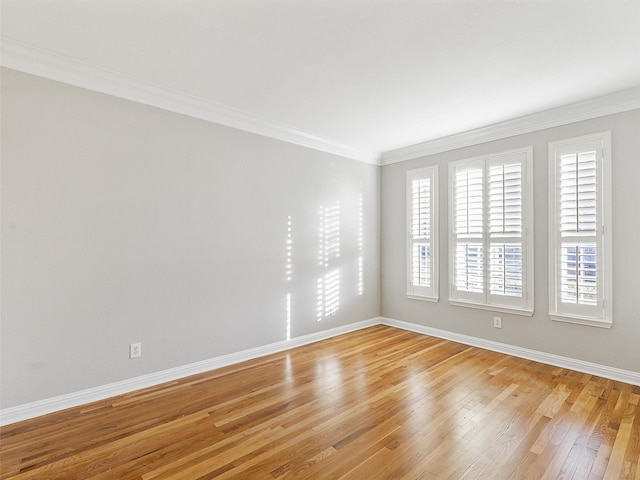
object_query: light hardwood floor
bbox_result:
[1,325,639,479]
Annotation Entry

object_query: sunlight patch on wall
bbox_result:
[317,202,341,321]
[358,192,364,296]
[319,202,341,268]
[286,293,291,341]
[285,215,293,341]
[286,216,293,281]
[323,269,341,317]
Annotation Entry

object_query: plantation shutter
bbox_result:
[549,132,611,327]
[407,166,438,300]
[488,162,524,300]
[410,176,431,288]
[452,162,485,303]
[449,147,532,314]
[558,150,598,306]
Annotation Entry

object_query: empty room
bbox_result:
[1,0,639,478]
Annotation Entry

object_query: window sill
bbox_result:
[449,299,534,317]
[406,293,439,303]
[549,313,612,329]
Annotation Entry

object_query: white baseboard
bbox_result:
[3,316,638,426]
[380,317,640,387]
[0,318,379,426]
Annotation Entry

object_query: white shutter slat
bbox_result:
[411,242,431,288]
[559,243,598,306]
[489,242,523,296]
[488,161,524,296]
[410,177,431,288]
[453,164,485,294]
[489,163,523,238]
[455,242,484,293]
[408,169,437,296]
[455,166,483,237]
[559,149,598,236]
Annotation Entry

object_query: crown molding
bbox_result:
[381,86,640,165]
[0,36,380,165]
[3,35,638,168]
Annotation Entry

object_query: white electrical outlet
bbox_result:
[129,342,142,359]
[493,317,502,329]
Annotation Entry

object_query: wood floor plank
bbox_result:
[1,325,638,479]
[604,399,637,480]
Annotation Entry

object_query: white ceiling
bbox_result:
[2,0,640,158]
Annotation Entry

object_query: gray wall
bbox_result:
[0,68,380,408]
[2,65,637,411]
[381,109,640,373]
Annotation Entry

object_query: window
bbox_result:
[449,147,533,315]
[548,132,612,328]
[406,166,438,301]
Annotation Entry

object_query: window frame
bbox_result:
[406,165,439,302]
[448,146,534,316]
[548,131,612,328]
